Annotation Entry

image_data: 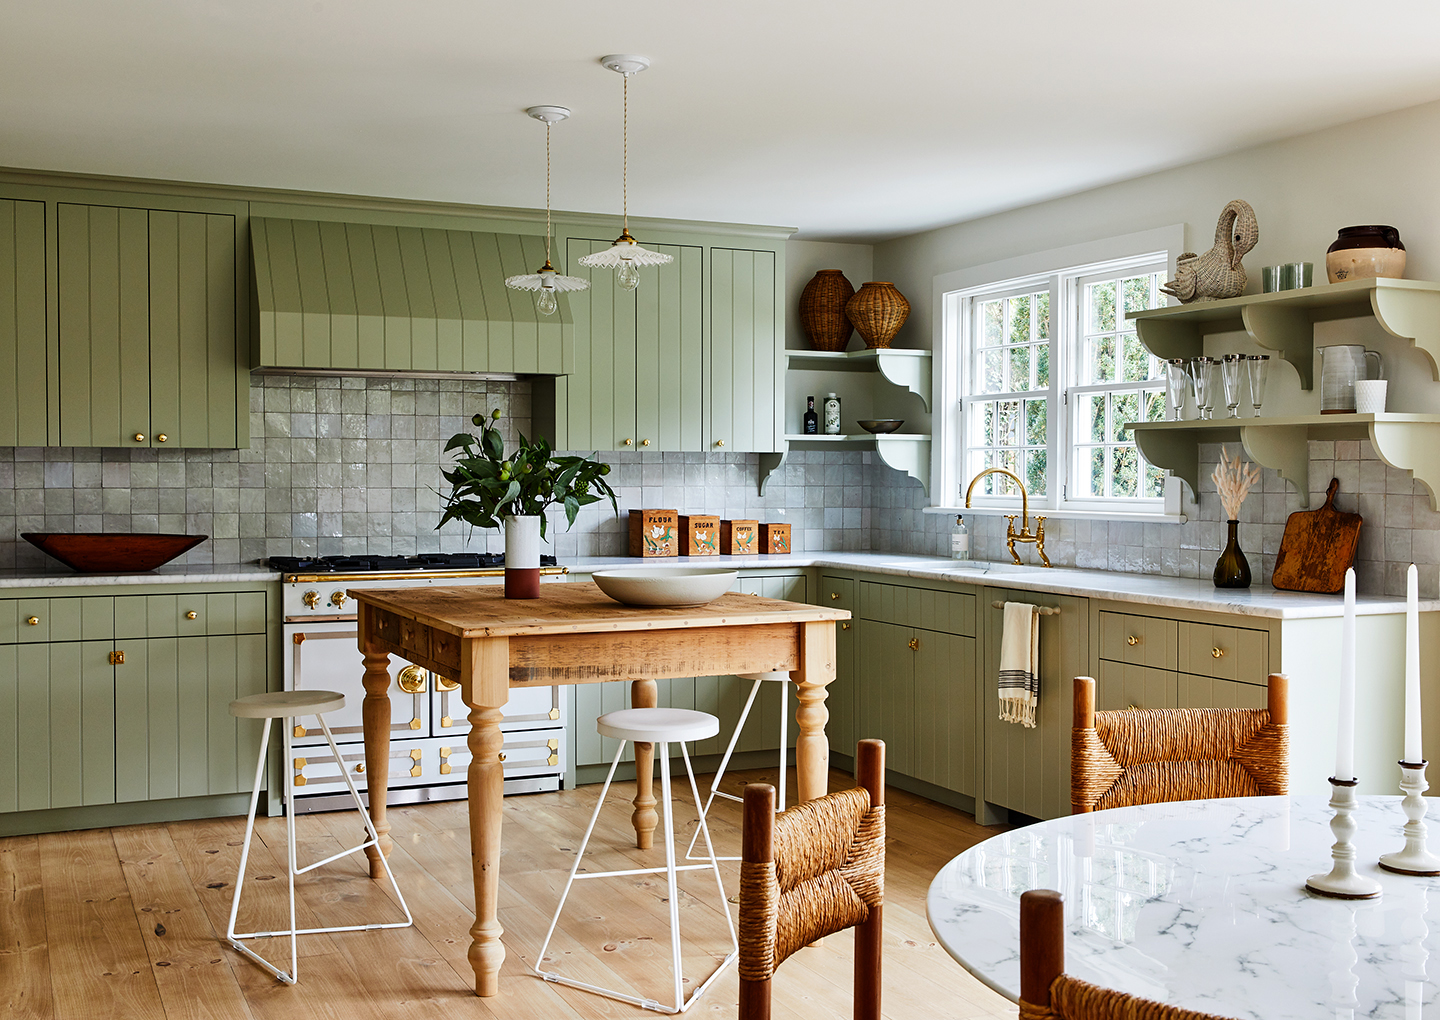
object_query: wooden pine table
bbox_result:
[347,581,850,997]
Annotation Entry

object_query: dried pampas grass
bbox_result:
[1212,446,1260,520]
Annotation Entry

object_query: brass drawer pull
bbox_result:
[156,433,168,443]
[1126,635,1139,646]
[134,432,145,442]
[185,611,198,620]
[109,650,125,665]
[831,592,841,600]
[26,616,39,626]
[641,438,650,447]
[1212,647,1224,659]
[841,622,851,631]
[908,637,919,651]
[716,440,725,448]
[355,763,365,774]
[623,438,633,446]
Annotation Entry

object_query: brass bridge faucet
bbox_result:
[964,467,1052,568]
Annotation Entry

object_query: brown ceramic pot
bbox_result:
[845,281,910,349]
[798,270,855,351]
[1326,225,1406,284]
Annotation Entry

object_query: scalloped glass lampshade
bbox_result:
[576,230,673,291]
[504,261,589,315]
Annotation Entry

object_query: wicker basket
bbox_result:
[845,282,910,349]
[798,270,856,352]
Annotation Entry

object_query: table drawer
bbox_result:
[859,581,975,636]
[1178,622,1269,685]
[0,597,113,644]
[1098,611,1177,669]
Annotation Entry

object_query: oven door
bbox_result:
[285,620,428,746]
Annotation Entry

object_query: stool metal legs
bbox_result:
[686,676,788,861]
[536,737,737,1013]
[226,712,412,984]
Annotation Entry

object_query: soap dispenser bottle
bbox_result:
[950,514,970,560]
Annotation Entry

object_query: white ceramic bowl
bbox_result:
[591,566,739,607]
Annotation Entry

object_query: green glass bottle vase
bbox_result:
[1213,519,1251,589]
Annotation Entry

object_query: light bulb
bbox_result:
[616,260,640,292]
[535,288,558,316]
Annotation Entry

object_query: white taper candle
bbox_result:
[1336,567,1357,781]
[1405,563,1421,763]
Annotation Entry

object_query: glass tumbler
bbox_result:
[1221,354,1244,418]
[1190,357,1217,419]
[1164,358,1190,420]
[1246,355,1270,417]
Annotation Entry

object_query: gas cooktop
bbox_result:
[267,552,559,574]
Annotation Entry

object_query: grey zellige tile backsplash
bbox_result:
[0,374,871,571]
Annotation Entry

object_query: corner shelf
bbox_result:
[1126,278,1440,390]
[758,434,931,496]
[786,348,933,410]
[1130,413,1440,509]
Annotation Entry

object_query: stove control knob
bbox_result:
[397,665,428,694]
[329,591,349,609]
[302,590,321,609]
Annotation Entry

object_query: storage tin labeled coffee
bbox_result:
[721,519,759,555]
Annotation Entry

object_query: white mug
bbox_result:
[1354,379,1388,415]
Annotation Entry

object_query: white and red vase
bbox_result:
[504,515,541,599]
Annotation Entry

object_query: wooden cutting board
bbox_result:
[1270,478,1362,594]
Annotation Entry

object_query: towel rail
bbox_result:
[991,601,1060,615]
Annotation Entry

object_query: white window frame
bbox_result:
[932,226,1185,520]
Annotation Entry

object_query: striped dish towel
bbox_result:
[998,602,1040,728]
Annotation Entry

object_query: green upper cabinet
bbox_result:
[538,234,782,454]
[250,217,572,375]
[0,199,47,447]
[57,203,243,449]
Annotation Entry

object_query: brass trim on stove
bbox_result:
[283,565,568,584]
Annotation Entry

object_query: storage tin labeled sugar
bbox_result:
[679,514,721,556]
[761,523,791,554]
[628,509,679,557]
[721,519,759,555]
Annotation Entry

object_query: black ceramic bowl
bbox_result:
[856,419,905,434]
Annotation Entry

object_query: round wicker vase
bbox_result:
[846,281,911,349]
[798,270,856,351]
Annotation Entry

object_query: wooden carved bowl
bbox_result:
[23,533,208,572]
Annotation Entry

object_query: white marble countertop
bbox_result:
[928,795,1439,1020]
[0,552,1422,618]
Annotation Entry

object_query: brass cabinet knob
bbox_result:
[302,590,321,608]
[397,664,428,694]
[623,438,633,446]
[109,650,125,665]
[908,637,919,651]
[134,433,145,442]
[498,753,507,762]
[156,433,168,443]
[1127,635,1139,646]
[841,622,851,631]
[830,592,841,600]
[641,438,650,447]
[1212,647,1223,659]
[26,616,39,626]
[716,440,725,448]
[355,763,365,773]
[185,611,198,620]
[329,591,349,608]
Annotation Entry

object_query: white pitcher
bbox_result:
[1319,344,1382,413]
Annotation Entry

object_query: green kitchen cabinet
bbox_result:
[0,198,48,447]
[57,202,243,449]
[708,246,780,453]
[819,575,856,756]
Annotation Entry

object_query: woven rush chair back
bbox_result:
[1070,674,1288,814]
[1020,889,1239,1020]
[738,738,886,1020]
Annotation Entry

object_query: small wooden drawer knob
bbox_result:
[26,616,39,626]
[1212,647,1223,659]
[185,611,198,620]
[1127,635,1139,646]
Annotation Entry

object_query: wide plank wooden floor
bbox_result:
[1,765,1017,1020]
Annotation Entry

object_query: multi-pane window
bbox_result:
[955,254,1170,511]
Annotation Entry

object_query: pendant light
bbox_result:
[576,54,672,292]
[504,105,589,316]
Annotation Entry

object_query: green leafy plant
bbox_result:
[438,409,618,539]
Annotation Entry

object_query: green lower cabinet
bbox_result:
[1177,672,1267,709]
[855,621,916,776]
[912,630,977,796]
[114,634,267,803]
[1094,660,1179,712]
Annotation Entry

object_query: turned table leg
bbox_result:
[630,677,659,850]
[360,641,394,879]
[793,619,836,805]
[464,636,510,997]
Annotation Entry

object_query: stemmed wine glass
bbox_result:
[1190,356,1217,419]
[1164,358,1191,420]
[1247,354,1270,417]
[1221,354,1244,418]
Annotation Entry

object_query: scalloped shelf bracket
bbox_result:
[1371,421,1440,511]
[875,351,932,410]
[1241,304,1314,389]
[1239,424,1310,502]
[1133,427,1200,502]
[874,438,930,495]
[758,451,785,495]
[1372,287,1440,379]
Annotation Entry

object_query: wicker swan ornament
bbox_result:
[1160,200,1259,303]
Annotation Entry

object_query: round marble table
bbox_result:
[928,796,1440,1020]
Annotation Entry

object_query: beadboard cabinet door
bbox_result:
[708,247,780,453]
[57,203,242,449]
[0,199,47,446]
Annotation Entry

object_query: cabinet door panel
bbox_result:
[0,198,48,446]
[709,248,778,453]
[1178,622,1269,684]
[1095,660,1178,712]
[637,243,705,450]
[46,640,115,809]
[1099,611,1178,669]
[0,644,21,811]
[1177,672,1268,710]
[855,620,913,775]
[913,631,977,796]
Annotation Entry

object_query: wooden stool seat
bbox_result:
[229,689,345,719]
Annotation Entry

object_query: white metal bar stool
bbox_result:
[226,690,412,985]
[686,671,788,861]
[537,707,737,1014]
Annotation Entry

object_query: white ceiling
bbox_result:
[4,1,1440,242]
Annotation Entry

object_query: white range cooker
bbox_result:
[273,553,569,812]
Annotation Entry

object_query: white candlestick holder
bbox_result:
[1379,760,1440,876]
[1307,777,1383,899]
